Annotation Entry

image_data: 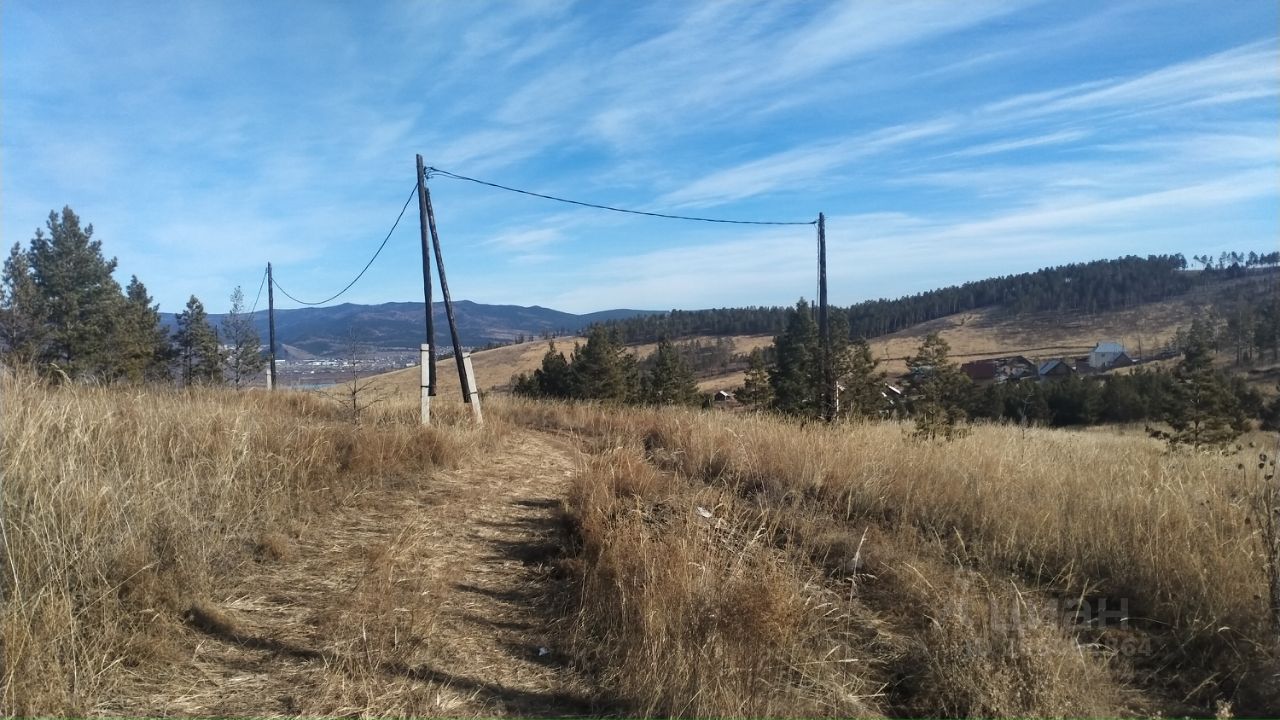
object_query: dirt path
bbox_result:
[111,429,599,717]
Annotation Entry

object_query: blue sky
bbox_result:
[3,1,1277,314]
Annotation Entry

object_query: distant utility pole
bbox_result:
[267,261,277,391]
[817,212,834,421]
[416,154,436,424]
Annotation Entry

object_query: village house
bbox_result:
[1038,358,1075,380]
[1088,341,1126,369]
[961,355,1038,383]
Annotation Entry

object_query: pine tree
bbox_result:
[0,242,48,368]
[114,276,173,383]
[905,332,971,440]
[769,300,820,417]
[513,342,574,398]
[26,207,124,378]
[174,296,223,385]
[737,348,773,409]
[222,285,266,386]
[570,326,637,402]
[1164,318,1246,448]
[643,338,699,405]
[837,338,885,419]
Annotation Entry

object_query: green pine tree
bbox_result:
[222,285,266,386]
[570,326,637,402]
[643,338,699,405]
[0,242,48,368]
[737,348,773,409]
[769,300,820,417]
[26,207,124,378]
[836,337,885,419]
[513,342,574,398]
[114,276,173,383]
[1164,318,1246,448]
[905,332,971,440]
[174,295,223,385]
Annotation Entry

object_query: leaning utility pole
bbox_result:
[817,212,833,421]
[421,162,483,424]
[416,154,436,424]
[267,261,278,391]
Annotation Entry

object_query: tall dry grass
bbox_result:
[0,372,487,715]
[493,398,1279,716]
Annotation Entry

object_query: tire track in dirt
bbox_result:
[109,430,598,717]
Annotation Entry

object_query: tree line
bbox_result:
[601,253,1279,344]
[512,327,703,406]
[516,295,1277,450]
[1,207,265,385]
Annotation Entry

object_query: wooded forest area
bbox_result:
[602,253,1280,343]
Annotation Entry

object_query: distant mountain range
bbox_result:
[160,301,659,358]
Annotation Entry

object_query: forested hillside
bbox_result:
[604,252,1280,343]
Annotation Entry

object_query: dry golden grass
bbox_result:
[8,365,1277,717]
[0,372,489,716]
[371,336,586,399]
[490,398,1280,716]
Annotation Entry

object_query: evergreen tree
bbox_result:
[904,332,971,440]
[737,348,773,409]
[769,300,820,417]
[642,338,699,405]
[222,285,266,386]
[174,295,223,385]
[1042,375,1100,426]
[26,207,124,378]
[513,342,574,398]
[0,242,48,368]
[1164,318,1246,448]
[570,326,636,402]
[114,276,172,383]
[837,337,885,419]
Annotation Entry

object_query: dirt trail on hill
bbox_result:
[110,430,599,717]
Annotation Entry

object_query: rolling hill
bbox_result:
[161,301,660,358]
[367,270,1276,399]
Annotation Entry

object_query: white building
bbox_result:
[1088,341,1126,369]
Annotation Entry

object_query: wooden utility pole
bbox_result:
[416,155,437,416]
[422,168,482,423]
[817,212,833,421]
[267,262,277,391]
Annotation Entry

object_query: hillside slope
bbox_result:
[369,272,1274,400]
[161,301,658,357]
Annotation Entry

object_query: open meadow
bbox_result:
[4,373,1277,717]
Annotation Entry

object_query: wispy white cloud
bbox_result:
[659,120,956,207]
[484,227,561,251]
[947,130,1089,158]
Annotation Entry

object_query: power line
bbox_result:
[271,184,418,307]
[248,266,267,315]
[427,166,817,226]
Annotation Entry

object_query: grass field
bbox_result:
[0,372,494,715]
[494,399,1280,717]
[5,372,1277,717]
